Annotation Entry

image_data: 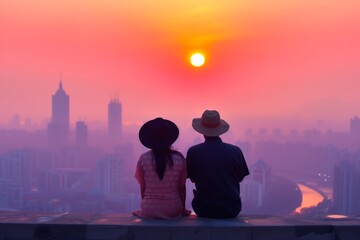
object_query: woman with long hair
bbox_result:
[133,117,191,218]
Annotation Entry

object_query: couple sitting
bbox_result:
[133,110,250,219]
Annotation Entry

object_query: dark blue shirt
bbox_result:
[186,136,249,218]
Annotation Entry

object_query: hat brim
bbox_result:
[192,118,229,136]
[139,118,179,149]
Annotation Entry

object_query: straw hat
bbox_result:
[192,110,229,136]
[139,117,179,149]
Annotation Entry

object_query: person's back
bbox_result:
[136,150,187,218]
[186,110,249,218]
[133,117,190,219]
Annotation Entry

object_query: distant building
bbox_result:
[0,150,33,191]
[350,116,360,148]
[48,81,70,148]
[108,98,122,145]
[0,181,23,209]
[350,116,360,135]
[126,193,141,212]
[333,161,360,215]
[241,180,263,207]
[75,121,88,148]
[40,168,92,193]
[250,159,272,194]
[241,159,271,208]
[0,149,39,209]
[96,154,124,201]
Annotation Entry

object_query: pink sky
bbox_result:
[1,0,360,131]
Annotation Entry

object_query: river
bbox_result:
[295,183,325,213]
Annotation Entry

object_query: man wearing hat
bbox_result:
[186,110,250,218]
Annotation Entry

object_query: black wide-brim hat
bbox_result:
[139,117,179,149]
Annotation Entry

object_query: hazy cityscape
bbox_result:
[0,81,359,218]
[1,2,360,240]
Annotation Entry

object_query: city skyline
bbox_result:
[1,1,360,131]
[1,78,360,135]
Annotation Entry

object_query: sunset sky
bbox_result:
[1,0,360,131]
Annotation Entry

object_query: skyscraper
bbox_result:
[333,161,360,215]
[76,121,88,148]
[108,97,122,144]
[96,154,125,200]
[47,81,70,148]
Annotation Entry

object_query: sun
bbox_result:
[190,53,205,67]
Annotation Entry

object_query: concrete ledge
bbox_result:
[0,211,359,239]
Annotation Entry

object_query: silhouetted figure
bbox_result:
[133,118,191,218]
[186,110,250,218]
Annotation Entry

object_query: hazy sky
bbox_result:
[1,1,360,130]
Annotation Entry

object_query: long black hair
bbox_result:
[152,148,184,180]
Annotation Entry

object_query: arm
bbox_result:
[179,158,191,216]
[179,184,186,209]
[185,148,196,182]
[236,147,250,182]
[179,159,187,208]
[135,159,145,199]
[179,183,191,216]
[140,181,145,199]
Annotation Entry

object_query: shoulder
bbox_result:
[138,151,153,164]
[171,150,186,164]
[224,142,241,150]
[223,142,244,156]
[170,150,185,159]
[226,143,240,150]
[187,143,205,152]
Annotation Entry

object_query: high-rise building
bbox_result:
[47,81,70,148]
[241,159,271,209]
[241,180,263,207]
[0,149,37,209]
[333,161,360,215]
[40,168,92,193]
[75,121,88,148]
[96,154,124,200]
[108,98,122,144]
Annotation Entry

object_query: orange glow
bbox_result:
[324,214,349,219]
[295,184,324,213]
[1,1,360,125]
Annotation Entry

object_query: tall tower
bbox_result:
[47,81,70,148]
[108,97,122,144]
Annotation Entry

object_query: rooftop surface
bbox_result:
[0,211,359,240]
